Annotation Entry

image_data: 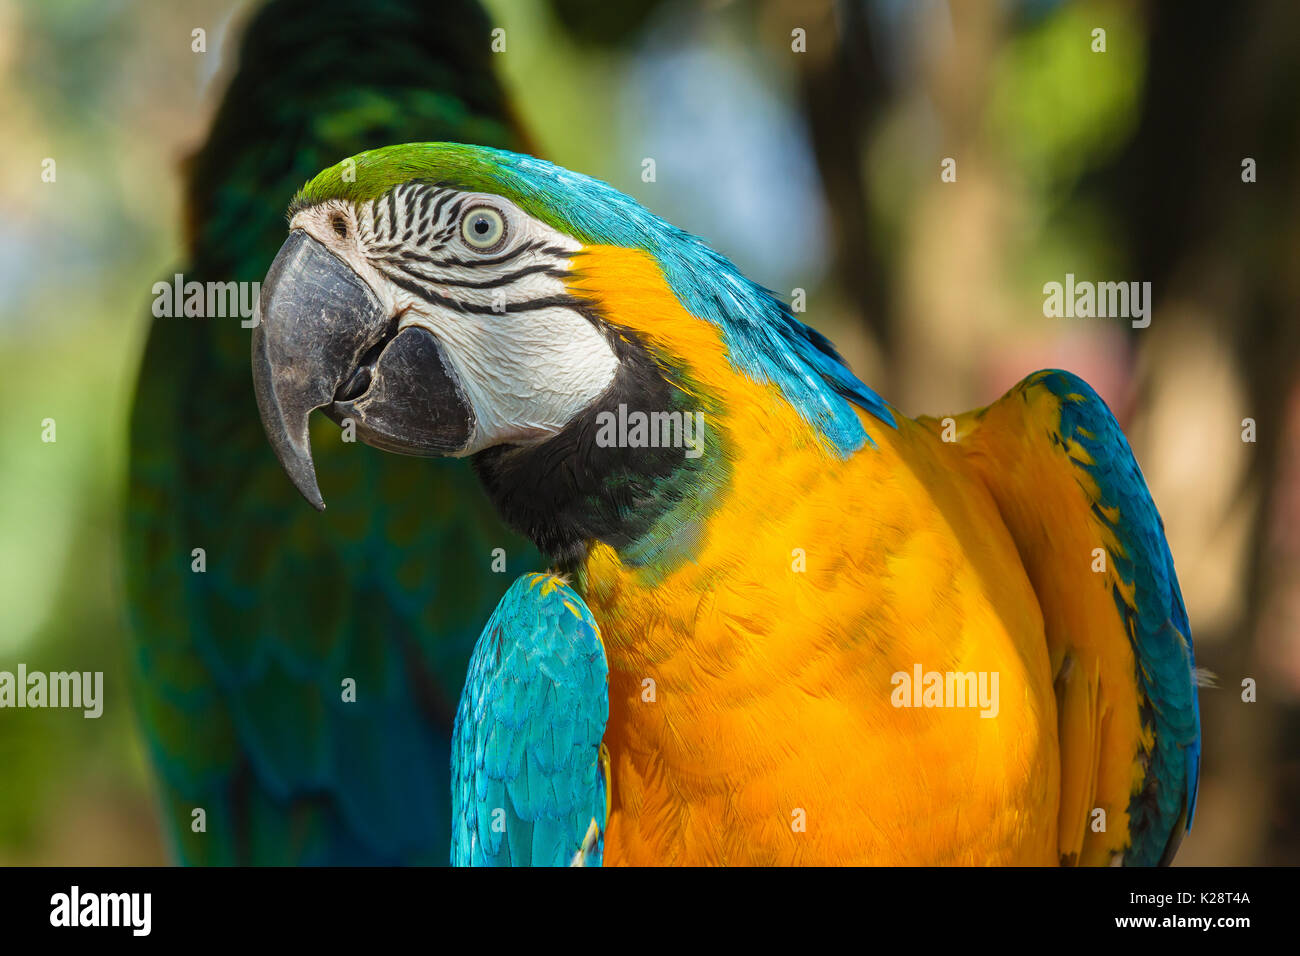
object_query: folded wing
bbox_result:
[452,573,610,866]
[923,369,1201,866]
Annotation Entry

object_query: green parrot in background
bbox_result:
[124,0,539,864]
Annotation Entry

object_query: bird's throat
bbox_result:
[472,327,727,573]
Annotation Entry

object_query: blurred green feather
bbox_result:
[124,0,539,864]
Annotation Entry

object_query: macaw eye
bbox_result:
[460,206,506,251]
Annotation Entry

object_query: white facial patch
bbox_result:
[291,189,619,455]
[405,304,620,455]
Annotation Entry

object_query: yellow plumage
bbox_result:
[563,247,1161,865]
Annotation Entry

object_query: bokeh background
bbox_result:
[1,0,1296,864]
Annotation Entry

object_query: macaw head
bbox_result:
[253,143,893,558]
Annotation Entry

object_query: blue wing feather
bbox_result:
[451,573,609,866]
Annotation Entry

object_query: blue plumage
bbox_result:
[451,573,609,866]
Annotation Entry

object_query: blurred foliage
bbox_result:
[986,2,1144,300]
[544,0,662,48]
[0,0,221,862]
[987,2,1143,195]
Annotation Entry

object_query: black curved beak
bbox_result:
[251,230,474,510]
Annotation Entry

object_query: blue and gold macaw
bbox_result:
[251,143,1201,866]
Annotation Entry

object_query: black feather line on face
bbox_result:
[375,263,588,316]
[472,314,701,571]
[394,261,569,291]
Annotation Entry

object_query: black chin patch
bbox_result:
[327,326,474,456]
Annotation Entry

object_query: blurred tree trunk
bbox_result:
[794,0,895,368]
[1108,0,1300,863]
